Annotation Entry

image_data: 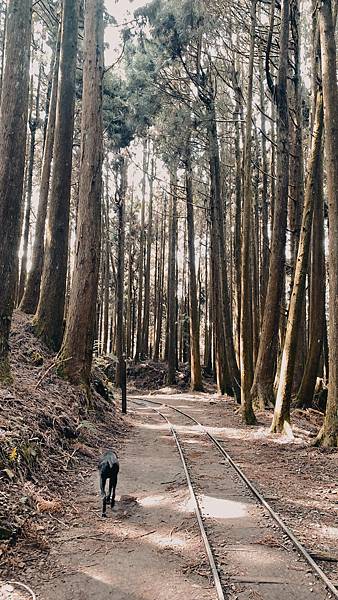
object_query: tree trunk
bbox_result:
[126,190,134,359]
[252,155,260,365]
[251,0,290,408]
[271,91,323,434]
[0,0,32,380]
[185,141,203,390]
[240,0,256,424]
[288,0,306,392]
[134,139,147,362]
[232,68,243,359]
[167,171,178,385]
[207,97,240,399]
[0,2,7,99]
[115,156,127,385]
[60,0,103,386]
[20,28,61,314]
[153,203,166,362]
[18,66,42,305]
[258,48,269,318]
[102,173,110,355]
[295,3,326,408]
[296,152,325,407]
[316,0,338,446]
[34,0,79,350]
[142,157,154,357]
[204,229,212,373]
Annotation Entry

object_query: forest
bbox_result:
[0,0,338,598]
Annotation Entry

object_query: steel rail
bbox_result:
[131,395,338,599]
[131,398,226,600]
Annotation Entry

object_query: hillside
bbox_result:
[0,311,127,571]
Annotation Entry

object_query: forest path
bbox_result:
[30,394,216,600]
[20,390,336,600]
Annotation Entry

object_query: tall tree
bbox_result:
[60,0,104,386]
[0,0,32,380]
[17,65,42,305]
[296,2,325,408]
[20,28,61,314]
[34,0,79,350]
[185,138,203,391]
[115,156,127,384]
[134,139,147,362]
[141,156,155,357]
[198,73,239,398]
[240,0,257,424]
[316,0,338,446]
[166,169,178,384]
[251,0,290,407]
[271,90,323,434]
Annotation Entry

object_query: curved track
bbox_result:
[130,396,338,600]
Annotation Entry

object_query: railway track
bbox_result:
[130,395,338,600]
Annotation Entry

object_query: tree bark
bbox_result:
[102,166,110,355]
[20,28,61,314]
[18,66,42,305]
[288,0,306,392]
[185,141,203,391]
[134,138,147,362]
[251,0,290,407]
[271,91,323,434]
[142,157,154,357]
[60,0,103,386]
[34,0,79,350]
[296,3,326,408]
[240,0,257,424]
[126,190,134,359]
[316,0,338,446]
[232,67,243,359]
[166,171,178,385]
[296,153,325,407]
[115,156,127,385]
[0,0,32,380]
[258,49,269,318]
[0,2,7,100]
[153,203,166,362]
[207,97,240,399]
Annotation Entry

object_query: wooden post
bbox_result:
[121,354,127,414]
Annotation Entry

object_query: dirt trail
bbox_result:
[2,390,337,600]
[25,403,215,600]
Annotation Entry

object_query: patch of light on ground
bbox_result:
[178,497,195,514]
[321,526,338,540]
[151,532,186,548]
[133,420,168,431]
[138,493,169,507]
[199,495,248,520]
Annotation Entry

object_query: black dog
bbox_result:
[99,450,119,517]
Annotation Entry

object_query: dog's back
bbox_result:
[99,450,119,477]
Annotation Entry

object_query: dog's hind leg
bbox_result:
[106,476,113,506]
[100,474,107,517]
[110,473,118,509]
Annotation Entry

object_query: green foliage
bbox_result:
[104,9,118,27]
[134,0,204,59]
[121,0,209,166]
[154,102,190,166]
[104,0,211,160]
[103,73,135,149]
[124,45,162,133]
